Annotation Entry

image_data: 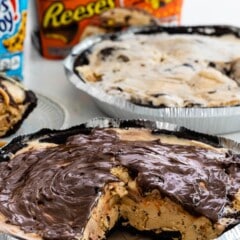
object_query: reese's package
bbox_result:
[35,0,183,59]
[0,0,28,80]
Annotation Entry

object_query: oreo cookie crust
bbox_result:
[0,75,37,137]
[0,119,240,240]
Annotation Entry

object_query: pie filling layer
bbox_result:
[76,33,240,107]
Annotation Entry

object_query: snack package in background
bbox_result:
[0,0,28,80]
[34,0,183,59]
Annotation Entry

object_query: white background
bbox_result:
[24,0,240,141]
[182,0,240,26]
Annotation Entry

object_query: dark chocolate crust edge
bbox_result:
[0,118,224,162]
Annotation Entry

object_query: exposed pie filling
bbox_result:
[0,77,37,137]
[76,33,240,107]
[0,128,240,240]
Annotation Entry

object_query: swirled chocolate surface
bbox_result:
[0,128,240,239]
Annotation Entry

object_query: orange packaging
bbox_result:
[35,0,183,59]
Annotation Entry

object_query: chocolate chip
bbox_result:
[208,91,216,94]
[124,15,131,23]
[74,50,90,66]
[99,47,123,60]
[117,54,129,62]
[182,63,194,70]
[151,93,167,97]
[160,1,166,7]
[184,101,203,107]
[192,103,203,107]
[116,87,123,92]
[111,87,123,92]
[94,187,99,194]
[208,62,216,68]
[106,215,111,224]
[37,200,44,205]
[99,47,116,59]
[223,67,232,76]
[208,61,232,77]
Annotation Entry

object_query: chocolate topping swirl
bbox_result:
[0,128,240,239]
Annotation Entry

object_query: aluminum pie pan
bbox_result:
[0,117,240,239]
[64,25,240,135]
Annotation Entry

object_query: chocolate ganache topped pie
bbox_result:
[0,75,37,137]
[75,26,240,108]
[0,119,240,240]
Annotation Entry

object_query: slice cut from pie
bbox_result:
[0,119,239,240]
[0,75,37,137]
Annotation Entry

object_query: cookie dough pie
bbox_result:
[76,30,240,108]
[0,119,239,240]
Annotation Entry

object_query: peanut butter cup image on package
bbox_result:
[0,119,240,240]
[0,75,37,137]
[75,26,240,108]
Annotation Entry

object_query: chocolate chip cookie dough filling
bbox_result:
[0,121,240,240]
[0,75,37,137]
[75,32,240,108]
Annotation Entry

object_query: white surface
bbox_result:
[24,0,240,142]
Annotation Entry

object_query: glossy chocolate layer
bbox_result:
[0,129,239,239]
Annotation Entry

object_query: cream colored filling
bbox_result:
[1,81,26,104]
[82,182,126,240]
[82,166,225,240]
[76,33,240,107]
[0,103,28,137]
